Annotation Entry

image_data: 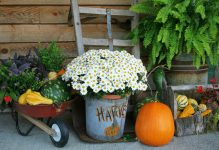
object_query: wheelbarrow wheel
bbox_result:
[49,119,69,148]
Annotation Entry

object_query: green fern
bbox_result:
[195,3,206,19]
[175,0,191,13]
[130,0,219,69]
[130,1,157,15]
[155,6,171,23]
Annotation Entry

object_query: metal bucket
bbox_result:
[85,96,128,141]
[165,55,208,85]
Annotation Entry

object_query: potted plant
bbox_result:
[62,49,148,141]
[130,0,219,85]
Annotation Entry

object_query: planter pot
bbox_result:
[165,54,208,85]
[85,95,129,141]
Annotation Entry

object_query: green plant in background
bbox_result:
[130,0,219,69]
[38,41,65,72]
[206,108,219,131]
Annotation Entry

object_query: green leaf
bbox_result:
[175,0,191,13]
[130,1,158,15]
[155,6,171,23]
[195,4,206,19]
[153,0,172,5]
[158,52,166,64]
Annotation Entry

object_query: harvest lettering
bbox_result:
[96,104,127,122]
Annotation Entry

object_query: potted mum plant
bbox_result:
[62,49,148,141]
[130,0,219,85]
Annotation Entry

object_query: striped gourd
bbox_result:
[177,95,188,110]
[188,98,198,106]
[198,104,207,112]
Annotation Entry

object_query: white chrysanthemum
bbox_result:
[63,49,148,95]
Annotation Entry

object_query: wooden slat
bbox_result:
[0,42,137,59]
[0,42,77,59]
[83,38,133,47]
[79,7,135,16]
[0,6,130,24]
[0,6,40,24]
[0,24,127,43]
[0,0,131,6]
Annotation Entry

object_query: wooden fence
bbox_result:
[0,0,133,59]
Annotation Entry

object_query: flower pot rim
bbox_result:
[102,94,130,100]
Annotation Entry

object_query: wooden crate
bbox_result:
[166,85,211,136]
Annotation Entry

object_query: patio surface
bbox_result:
[0,112,219,150]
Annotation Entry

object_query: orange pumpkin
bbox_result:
[135,102,174,146]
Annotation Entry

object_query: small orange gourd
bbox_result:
[135,102,174,146]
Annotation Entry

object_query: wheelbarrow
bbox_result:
[11,100,73,148]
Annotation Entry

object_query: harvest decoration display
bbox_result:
[63,49,148,141]
[0,42,72,148]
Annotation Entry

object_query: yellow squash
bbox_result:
[201,109,212,117]
[18,89,32,104]
[26,92,53,105]
[179,104,195,118]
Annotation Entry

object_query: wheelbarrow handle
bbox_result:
[20,112,56,136]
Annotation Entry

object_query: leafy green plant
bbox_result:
[130,0,219,69]
[0,51,46,106]
[8,69,45,94]
[38,42,65,72]
[206,108,219,131]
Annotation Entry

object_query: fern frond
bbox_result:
[195,3,206,19]
[153,0,173,5]
[192,37,204,56]
[208,17,218,39]
[193,54,201,69]
[185,27,194,53]
[152,40,162,64]
[130,1,158,15]
[155,6,171,23]
[214,16,219,24]
[143,29,154,48]
[175,0,191,13]
[158,52,166,64]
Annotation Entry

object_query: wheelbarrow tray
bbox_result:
[13,100,72,118]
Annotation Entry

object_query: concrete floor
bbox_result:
[0,112,219,150]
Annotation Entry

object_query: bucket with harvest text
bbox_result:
[85,96,129,141]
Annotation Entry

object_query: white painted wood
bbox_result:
[83,38,133,47]
[79,7,135,17]
[71,0,85,55]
